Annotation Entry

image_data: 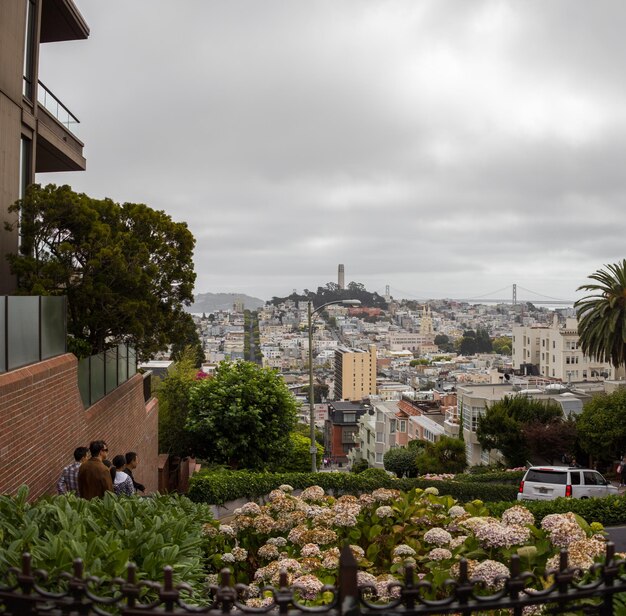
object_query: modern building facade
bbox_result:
[512,317,614,382]
[334,344,377,401]
[324,401,369,466]
[0,0,89,293]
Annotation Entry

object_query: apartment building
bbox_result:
[324,401,369,466]
[1,0,89,293]
[512,317,613,382]
[349,400,400,468]
[457,381,602,466]
[334,344,377,401]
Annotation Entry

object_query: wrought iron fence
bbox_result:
[2,543,626,615]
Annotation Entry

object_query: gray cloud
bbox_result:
[37,0,626,301]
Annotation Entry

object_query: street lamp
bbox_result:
[308,298,361,472]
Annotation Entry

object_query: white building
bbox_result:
[512,317,614,382]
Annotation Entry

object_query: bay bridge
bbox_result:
[383,283,575,306]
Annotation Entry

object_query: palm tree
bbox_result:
[575,259,626,368]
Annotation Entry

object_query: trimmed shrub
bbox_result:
[187,470,519,505]
[486,495,626,526]
[455,470,525,484]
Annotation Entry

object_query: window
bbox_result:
[399,420,407,432]
[375,452,383,464]
[23,0,36,99]
[376,431,384,443]
[390,419,396,434]
[343,412,356,423]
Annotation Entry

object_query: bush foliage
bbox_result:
[187,470,519,505]
[0,487,212,585]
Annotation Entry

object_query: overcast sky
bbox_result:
[38,1,626,303]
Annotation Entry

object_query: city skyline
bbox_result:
[38,1,626,301]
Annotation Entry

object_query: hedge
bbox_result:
[486,495,626,526]
[187,470,518,505]
[455,470,525,484]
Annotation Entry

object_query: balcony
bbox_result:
[40,0,89,43]
[36,80,86,172]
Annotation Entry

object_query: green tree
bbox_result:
[276,433,323,472]
[476,395,562,466]
[170,314,204,368]
[186,361,297,469]
[351,459,369,473]
[575,259,626,368]
[521,417,577,464]
[492,336,512,355]
[383,447,418,477]
[6,184,196,359]
[292,422,324,445]
[415,436,467,474]
[434,334,454,353]
[577,389,626,463]
[157,349,200,457]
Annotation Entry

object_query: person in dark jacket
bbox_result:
[125,451,145,493]
[78,441,113,499]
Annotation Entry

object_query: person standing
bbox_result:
[125,451,145,493]
[57,446,89,495]
[78,440,113,499]
[620,456,626,487]
[110,455,135,496]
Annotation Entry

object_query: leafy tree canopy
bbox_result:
[477,395,563,466]
[186,361,298,470]
[415,436,467,474]
[6,184,195,360]
[275,433,323,472]
[577,389,626,463]
[383,447,418,477]
[171,315,204,368]
[492,336,512,356]
[157,348,201,457]
[575,259,626,368]
[269,281,387,309]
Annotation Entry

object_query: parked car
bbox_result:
[517,466,618,501]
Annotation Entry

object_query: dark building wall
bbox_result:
[0,0,88,294]
[0,353,158,499]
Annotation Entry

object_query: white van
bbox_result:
[517,466,618,501]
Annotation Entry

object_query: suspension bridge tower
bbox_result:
[512,283,517,306]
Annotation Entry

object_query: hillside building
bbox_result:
[334,344,377,401]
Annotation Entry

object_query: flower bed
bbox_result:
[201,484,616,605]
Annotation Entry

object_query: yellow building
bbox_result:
[334,344,377,401]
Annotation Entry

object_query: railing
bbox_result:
[77,344,137,409]
[37,80,80,131]
[0,296,66,374]
[2,544,626,615]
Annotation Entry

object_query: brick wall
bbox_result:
[0,354,158,499]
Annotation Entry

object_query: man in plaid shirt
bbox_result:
[57,446,89,495]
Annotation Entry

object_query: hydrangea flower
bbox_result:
[448,505,466,518]
[472,559,510,589]
[428,548,452,561]
[301,543,321,558]
[392,544,416,557]
[423,527,452,546]
[293,574,324,599]
[375,506,394,518]
[301,486,326,501]
[474,521,530,549]
[501,505,535,527]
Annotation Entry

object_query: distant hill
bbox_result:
[188,292,265,313]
